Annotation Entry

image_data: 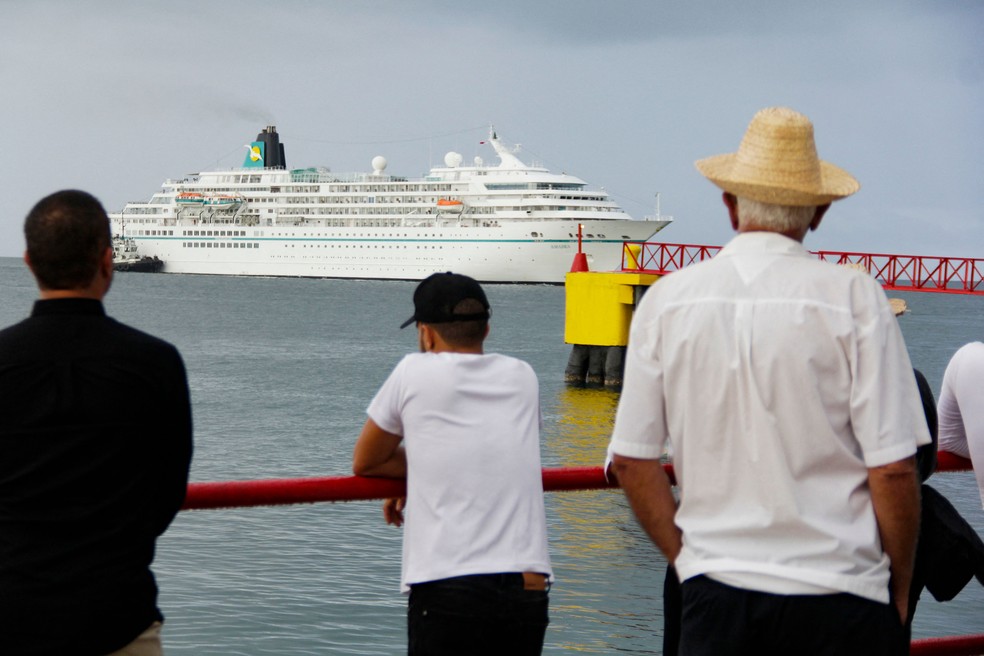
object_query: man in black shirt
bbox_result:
[0,190,193,655]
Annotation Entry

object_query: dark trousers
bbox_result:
[663,565,682,656]
[408,573,549,656]
[679,575,906,656]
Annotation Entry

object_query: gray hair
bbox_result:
[735,196,816,233]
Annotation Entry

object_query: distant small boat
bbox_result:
[112,236,163,273]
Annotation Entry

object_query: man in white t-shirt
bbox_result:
[938,341,984,508]
[608,108,930,656]
[353,272,553,656]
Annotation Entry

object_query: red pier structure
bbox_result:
[622,242,984,295]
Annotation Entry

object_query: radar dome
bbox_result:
[371,156,387,174]
[444,151,463,168]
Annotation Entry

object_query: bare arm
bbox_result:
[352,418,407,478]
[612,454,682,563]
[868,455,920,623]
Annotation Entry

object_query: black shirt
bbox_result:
[0,298,193,655]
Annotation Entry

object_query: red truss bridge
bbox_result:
[621,242,984,295]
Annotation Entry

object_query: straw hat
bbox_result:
[696,107,860,206]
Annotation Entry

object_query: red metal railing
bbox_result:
[622,243,984,295]
[184,455,971,510]
[911,634,984,656]
[183,466,623,510]
[621,242,721,274]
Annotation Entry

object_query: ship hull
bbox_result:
[121,219,667,284]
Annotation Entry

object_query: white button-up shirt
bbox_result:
[609,231,930,603]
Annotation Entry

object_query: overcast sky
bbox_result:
[1,1,981,259]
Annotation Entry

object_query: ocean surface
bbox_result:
[1,256,981,654]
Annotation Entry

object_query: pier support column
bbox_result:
[604,346,626,390]
[564,345,591,386]
[564,345,627,389]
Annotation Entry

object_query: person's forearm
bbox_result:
[353,445,407,477]
[612,455,681,562]
[868,456,920,622]
[352,419,407,478]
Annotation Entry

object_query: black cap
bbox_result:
[400,272,491,329]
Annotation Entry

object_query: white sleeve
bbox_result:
[938,361,969,458]
[366,356,408,437]
[849,280,931,467]
[607,303,669,461]
[937,343,984,507]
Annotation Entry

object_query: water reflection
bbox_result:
[543,386,667,654]
[545,386,621,466]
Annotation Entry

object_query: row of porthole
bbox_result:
[270,233,457,239]
[183,230,247,237]
[182,242,258,248]
[286,244,444,249]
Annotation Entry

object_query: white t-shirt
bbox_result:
[367,351,553,593]
[938,341,984,508]
[608,232,930,603]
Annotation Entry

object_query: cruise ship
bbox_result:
[109,126,671,283]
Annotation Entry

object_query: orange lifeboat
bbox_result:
[436,198,464,213]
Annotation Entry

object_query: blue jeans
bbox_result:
[408,573,550,656]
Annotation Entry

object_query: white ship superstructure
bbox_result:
[110,126,671,283]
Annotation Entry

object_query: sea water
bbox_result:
[0,257,981,654]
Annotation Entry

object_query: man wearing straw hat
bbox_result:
[608,107,930,655]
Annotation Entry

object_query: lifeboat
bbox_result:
[204,194,242,208]
[176,192,205,204]
[436,198,464,213]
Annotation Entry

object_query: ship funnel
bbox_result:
[245,125,287,169]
